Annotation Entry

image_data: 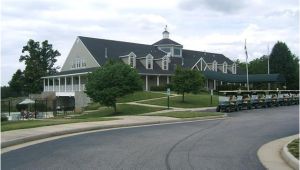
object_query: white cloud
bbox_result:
[1,0,299,85]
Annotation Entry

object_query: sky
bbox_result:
[1,0,299,85]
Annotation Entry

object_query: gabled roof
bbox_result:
[182,49,233,68]
[152,38,182,46]
[78,36,167,65]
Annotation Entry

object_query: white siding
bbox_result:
[61,38,100,72]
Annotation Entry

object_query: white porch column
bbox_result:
[220,81,223,85]
[206,79,209,89]
[79,75,81,91]
[52,78,55,91]
[156,76,160,86]
[43,79,45,92]
[145,75,148,91]
[167,76,170,84]
[71,76,74,92]
[47,78,50,91]
[64,77,67,92]
[58,77,61,92]
[214,80,216,90]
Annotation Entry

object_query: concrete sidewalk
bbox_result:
[257,134,299,170]
[1,114,225,149]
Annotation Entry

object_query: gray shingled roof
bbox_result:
[79,36,167,65]
[182,49,233,68]
[152,38,182,46]
[50,36,236,76]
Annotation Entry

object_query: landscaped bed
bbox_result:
[138,93,218,108]
[288,138,299,159]
[153,111,223,118]
[1,104,165,131]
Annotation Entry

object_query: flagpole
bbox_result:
[245,39,249,91]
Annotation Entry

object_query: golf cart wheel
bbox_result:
[216,106,220,112]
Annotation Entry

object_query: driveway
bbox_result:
[2,106,299,170]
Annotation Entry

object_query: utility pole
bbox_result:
[244,39,249,91]
[267,45,270,90]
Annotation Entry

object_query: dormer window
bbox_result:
[232,63,236,74]
[128,55,136,68]
[146,55,153,69]
[223,62,228,73]
[173,47,181,56]
[212,61,217,71]
[162,57,169,70]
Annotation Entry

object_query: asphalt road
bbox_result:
[2,105,299,170]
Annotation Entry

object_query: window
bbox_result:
[128,55,136,68]
[232,63,236,74]
[81,59,86,67]
[174,48,181,56]
[212,61,217,71]
[146,55,153,69]
[72,57,86,69]
[162,57,168,70]
[223,62,228,73]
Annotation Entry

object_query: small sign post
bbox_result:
[210,89,213,106]
[167,88,170,109]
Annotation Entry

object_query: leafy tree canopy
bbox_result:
[85,60,143,113]
[172,67,205,102]
[8,69,25,96]
[270,41,299,89]
[19,39,61,93]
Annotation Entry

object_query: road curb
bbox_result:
[257,134,298,170]
[281,138,299,170]
[1,115,226,149]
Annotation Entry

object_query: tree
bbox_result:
[269,41,299,89]
[85,61,143,113]
[19,39,61,93]
[172,67,205,102]
[8,69,25,96]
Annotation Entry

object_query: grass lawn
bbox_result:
[84,91,166,110]
[1,104,165,131]
[80,104,165,118]
[138,93,218,108]
[288,138,299,159]
[117,91,166,103]
[153,111,223,118]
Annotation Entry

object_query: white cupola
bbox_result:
[162,25,169,39]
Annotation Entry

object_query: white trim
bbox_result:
[61,37,100,71]
[64,77,67,92]
[223,61,228,73]
[56,92,75,97]
[79,38,101,67]
[42,72,90,78]
[145,54,153,69]
[145,75,148,91]
[157,76,160,86]
[78,75,81,91]
[191,57,202,69]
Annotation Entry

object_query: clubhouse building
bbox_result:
[41,28,285,111]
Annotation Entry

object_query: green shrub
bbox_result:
[150,84,173,91]
[1,115,8,122]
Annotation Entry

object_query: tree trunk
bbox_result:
[182,92,185,102]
